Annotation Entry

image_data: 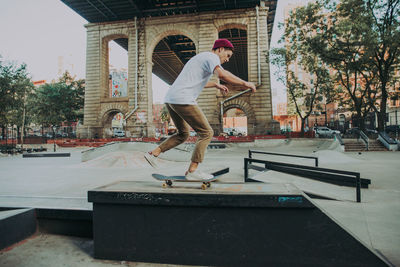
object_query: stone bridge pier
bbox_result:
[77,2,279,138]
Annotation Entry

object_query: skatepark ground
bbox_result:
[0,139,399,266]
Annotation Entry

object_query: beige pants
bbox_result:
[158,103,213,163]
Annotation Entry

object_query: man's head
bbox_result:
[212,39,234,64]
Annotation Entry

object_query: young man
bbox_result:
[145,38,256,180]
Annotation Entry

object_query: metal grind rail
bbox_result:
[244,157,365,203]
[359,130,369,151]
[248,150,319,167]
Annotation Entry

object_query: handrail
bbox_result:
[333,133,344,145]
[378,131,397,145]
[359,130,369,151]
[378,131,398,151]
[248,150,318,167]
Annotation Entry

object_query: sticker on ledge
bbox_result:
[278,196,303,203]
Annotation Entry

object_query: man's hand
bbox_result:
[244,81,256,93]
[216,83,229,95]
[213,66,256,93]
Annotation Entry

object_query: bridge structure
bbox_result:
[61,0,279,138]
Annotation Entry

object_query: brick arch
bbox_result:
[222,99,256,123]
[147,29,198,61]
[217,23,247,32]
[102,33,129,43]
[144,29,198,121]
[100,32,130,99]
[221,98,257,135]
[99,103,128,126]
[213,17,249,32]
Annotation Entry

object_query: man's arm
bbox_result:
[214,66,256,92]
[205,81,217,88]
[205,81,229,95]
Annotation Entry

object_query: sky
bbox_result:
[0,0,311,105]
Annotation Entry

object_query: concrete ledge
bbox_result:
[88,181,388,266]
[88,181,313,208]
[0,208,36,250]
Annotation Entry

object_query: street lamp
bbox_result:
[52,126,57,152]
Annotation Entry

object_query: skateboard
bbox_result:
[152,167,229,190]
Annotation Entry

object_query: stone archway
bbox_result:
[221,99,256,135]
[146,28,199,104]
[147,29,198,60]
[99,103,128,138]
[101,33,129,99]
[151,33,196,85]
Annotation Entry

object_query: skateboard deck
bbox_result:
[152,167,229,190]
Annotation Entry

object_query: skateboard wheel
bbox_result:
[166,180,173,186]
[206,182,211,188]
[162,183,168,188]
[201,183,207,190]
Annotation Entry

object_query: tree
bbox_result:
[57,71,85,122]
[366,0,400,131]
[270,2,333,136]
[30,72,85,136]
[314,0,400,131]
[0,57,34,143]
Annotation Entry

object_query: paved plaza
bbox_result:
[0,139,399,266]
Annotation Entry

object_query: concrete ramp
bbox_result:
[81,142,190,163]
[313,150,361,164]
[254,138,337,153]
[79,151,171,169]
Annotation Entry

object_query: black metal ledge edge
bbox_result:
[23,153,71,158]
[35,208,92,220]
[88,191,315,208]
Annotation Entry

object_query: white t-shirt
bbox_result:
[164,52,221,105]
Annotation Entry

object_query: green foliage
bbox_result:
[311,0,376,129]
[57,71,85,122]
[313,0,400,130]
[30,71,85,128]
[366,0,400,130]
[0,58,85,140]
[270,1,333,134]
[270,0,400,131]
[0,57,34,130]
[160,105,170,123]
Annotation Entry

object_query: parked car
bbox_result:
[113,129,125,137]
[225,128,246,136]
[314,127,339,138]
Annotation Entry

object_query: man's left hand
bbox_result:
[216,84,229,95]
